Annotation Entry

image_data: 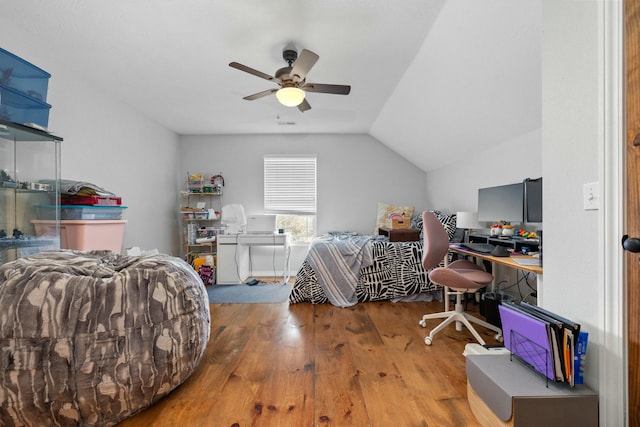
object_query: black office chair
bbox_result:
[418,211,502,345]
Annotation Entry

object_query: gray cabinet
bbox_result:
[0,119,62,266]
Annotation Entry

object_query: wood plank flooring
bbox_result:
[117,290,499,427]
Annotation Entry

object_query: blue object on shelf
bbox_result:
[0,83,51,128]
[37,205,128,220]
[0,48,50,102]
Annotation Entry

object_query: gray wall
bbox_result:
[426,128,542,214]
[426,3,623,425]
[179,133,429,235]
[179,133,428,272]
[0,36,181,255]
[48,77,181,255]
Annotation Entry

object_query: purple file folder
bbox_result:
[498,304,555,381]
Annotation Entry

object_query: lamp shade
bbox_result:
[456,211,482,229]
[276,87,305,107]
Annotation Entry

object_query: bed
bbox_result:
[288,211,457,306]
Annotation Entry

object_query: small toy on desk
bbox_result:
[517,229,539,239]
[501,223,515,236]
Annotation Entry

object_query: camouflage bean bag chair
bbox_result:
[0,250,210,426]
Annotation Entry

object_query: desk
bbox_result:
[449,244,543,275]
[448,244,543,330]
[216,233,290,284]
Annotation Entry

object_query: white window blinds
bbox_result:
[264,155,317,215]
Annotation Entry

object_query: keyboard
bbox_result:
[462,242,496,253]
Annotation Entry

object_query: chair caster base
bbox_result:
[495,333,503,342]
[424,336,432,346]
[419,319,427,328]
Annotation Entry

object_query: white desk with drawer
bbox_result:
[216,233,290,284]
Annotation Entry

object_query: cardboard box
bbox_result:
[391,217,410,229]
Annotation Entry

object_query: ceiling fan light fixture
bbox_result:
[276,87,305,107]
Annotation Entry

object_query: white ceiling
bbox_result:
[2,0,541,172]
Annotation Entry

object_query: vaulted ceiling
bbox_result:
[3,0,541,172]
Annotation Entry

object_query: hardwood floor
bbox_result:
[117,291,499,426]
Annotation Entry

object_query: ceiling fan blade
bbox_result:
[243,88,278,101]
[290,49,319,82]
[298,98,311,112]
[302,83,351,95]
[229,62,280,83]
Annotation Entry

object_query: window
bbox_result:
[264,155,316,243]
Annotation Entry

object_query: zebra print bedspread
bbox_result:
[289,238,439,305]
[0,250,210,427]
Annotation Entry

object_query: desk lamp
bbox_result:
[456,211,482,243]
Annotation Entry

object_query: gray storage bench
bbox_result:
[466,353,598,427]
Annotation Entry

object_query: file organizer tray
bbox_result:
[509,329,552,387]
[499,304,555,383]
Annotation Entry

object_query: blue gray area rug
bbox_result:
[207,283,291,304]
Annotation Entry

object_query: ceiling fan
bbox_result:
[229,48,351,112]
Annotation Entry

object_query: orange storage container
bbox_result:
[32,220,127,252]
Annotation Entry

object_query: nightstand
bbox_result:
[378,227,421,242]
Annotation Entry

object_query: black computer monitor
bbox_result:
[524,177,543,223]
[477,182,524,223]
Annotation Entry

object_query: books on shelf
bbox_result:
[498,301,588,387]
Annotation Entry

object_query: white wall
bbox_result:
[542,0,602,387]
[425,128,542,214]
[0,41,181,255]
[48,78,181,255]
[541,2,627,425]
[180,133,428,272]
[428,2,619,425]
[426,129,542,302]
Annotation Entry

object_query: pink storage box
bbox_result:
[32,220,127,253]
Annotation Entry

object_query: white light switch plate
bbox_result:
[583,182,599,210]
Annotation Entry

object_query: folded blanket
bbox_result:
[39,179,116,196]
[306,233,374,307]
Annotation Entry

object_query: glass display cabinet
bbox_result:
[0,119,62,266]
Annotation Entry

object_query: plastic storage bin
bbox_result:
[0,48,50,102]
[0,83,51,128]
[37,205,127,220]
[60,195,122,206]
[32,220,127,252]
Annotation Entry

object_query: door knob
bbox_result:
[622,235,640,252]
